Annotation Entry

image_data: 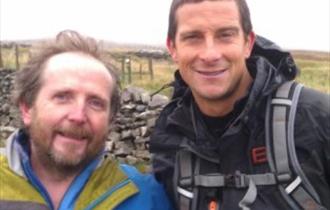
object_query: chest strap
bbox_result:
[180,172,277,188]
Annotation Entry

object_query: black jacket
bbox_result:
[149,36,330,210]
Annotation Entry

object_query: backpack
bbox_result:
[173,81,327,210]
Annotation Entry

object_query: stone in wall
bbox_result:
[0,68,169,164]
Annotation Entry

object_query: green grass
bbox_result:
[118,59,176,97]
[1,46,329,96]
[295,59,330,93]
[1,47,30,69]
[115,51,330,96]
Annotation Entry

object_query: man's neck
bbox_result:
[39,175,75,210]
[30,153,82,210]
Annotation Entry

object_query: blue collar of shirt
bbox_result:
[15,130,102,210]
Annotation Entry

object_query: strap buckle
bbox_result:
[180,177,193,187]
[225,171,248,188]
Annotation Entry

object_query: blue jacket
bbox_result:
[0,129,174,210]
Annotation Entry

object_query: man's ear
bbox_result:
[19,102,32,126]
[166,37,178,62]
[244,31,256,58]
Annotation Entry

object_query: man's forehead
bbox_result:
[42,52,111,79]
[176,0,240,28]
[45,52,104,70]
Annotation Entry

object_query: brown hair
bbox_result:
[167,0,252,42]
[12,30,121,119]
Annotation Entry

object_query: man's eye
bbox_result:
[218,30,237,40]
[185,35,197,40]
[54,93,70,102]
[182,34,201,42]
[89,99,106,110]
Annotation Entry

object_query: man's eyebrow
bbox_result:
[179,26,239,36]
[179,30,200,36]
[216,26,239,33]
[88,93,109,103]
[178,30,203,40]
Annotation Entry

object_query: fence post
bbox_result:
[127,57,132,84]
[139,62,142,79]
[121,57,126,81]
[15,44,20,70]
[0,42,3,68]
[148,58,154,80]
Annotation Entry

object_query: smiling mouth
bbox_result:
[195,69,227,76]
[57,131,88,141]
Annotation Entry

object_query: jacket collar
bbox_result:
[4,129,140,209]
[5,129,26,177]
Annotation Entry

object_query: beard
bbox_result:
[28,113,106,173]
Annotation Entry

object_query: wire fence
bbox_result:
[0,43,165,85]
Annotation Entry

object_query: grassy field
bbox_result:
[1,46,329,96]
[115,50,330,96]
[291,51,330,93]
[114,58,177,97]
[0,47,30,69]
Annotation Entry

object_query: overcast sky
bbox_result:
[0,0,329,51]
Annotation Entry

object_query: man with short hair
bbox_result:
[150,0,330,209]
[0,30,173,210]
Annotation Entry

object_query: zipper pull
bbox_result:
[209,200,218,210]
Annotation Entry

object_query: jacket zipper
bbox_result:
[83,179,131,210]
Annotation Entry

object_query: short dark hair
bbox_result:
[167,0,252,42]
[12,30,120,120]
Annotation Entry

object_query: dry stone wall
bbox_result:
[0,68,169,164]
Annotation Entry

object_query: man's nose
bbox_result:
[67,102,87,124]
[199,39,222,63]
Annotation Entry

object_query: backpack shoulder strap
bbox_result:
[266,81,326,210]
[174,150,198,210]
